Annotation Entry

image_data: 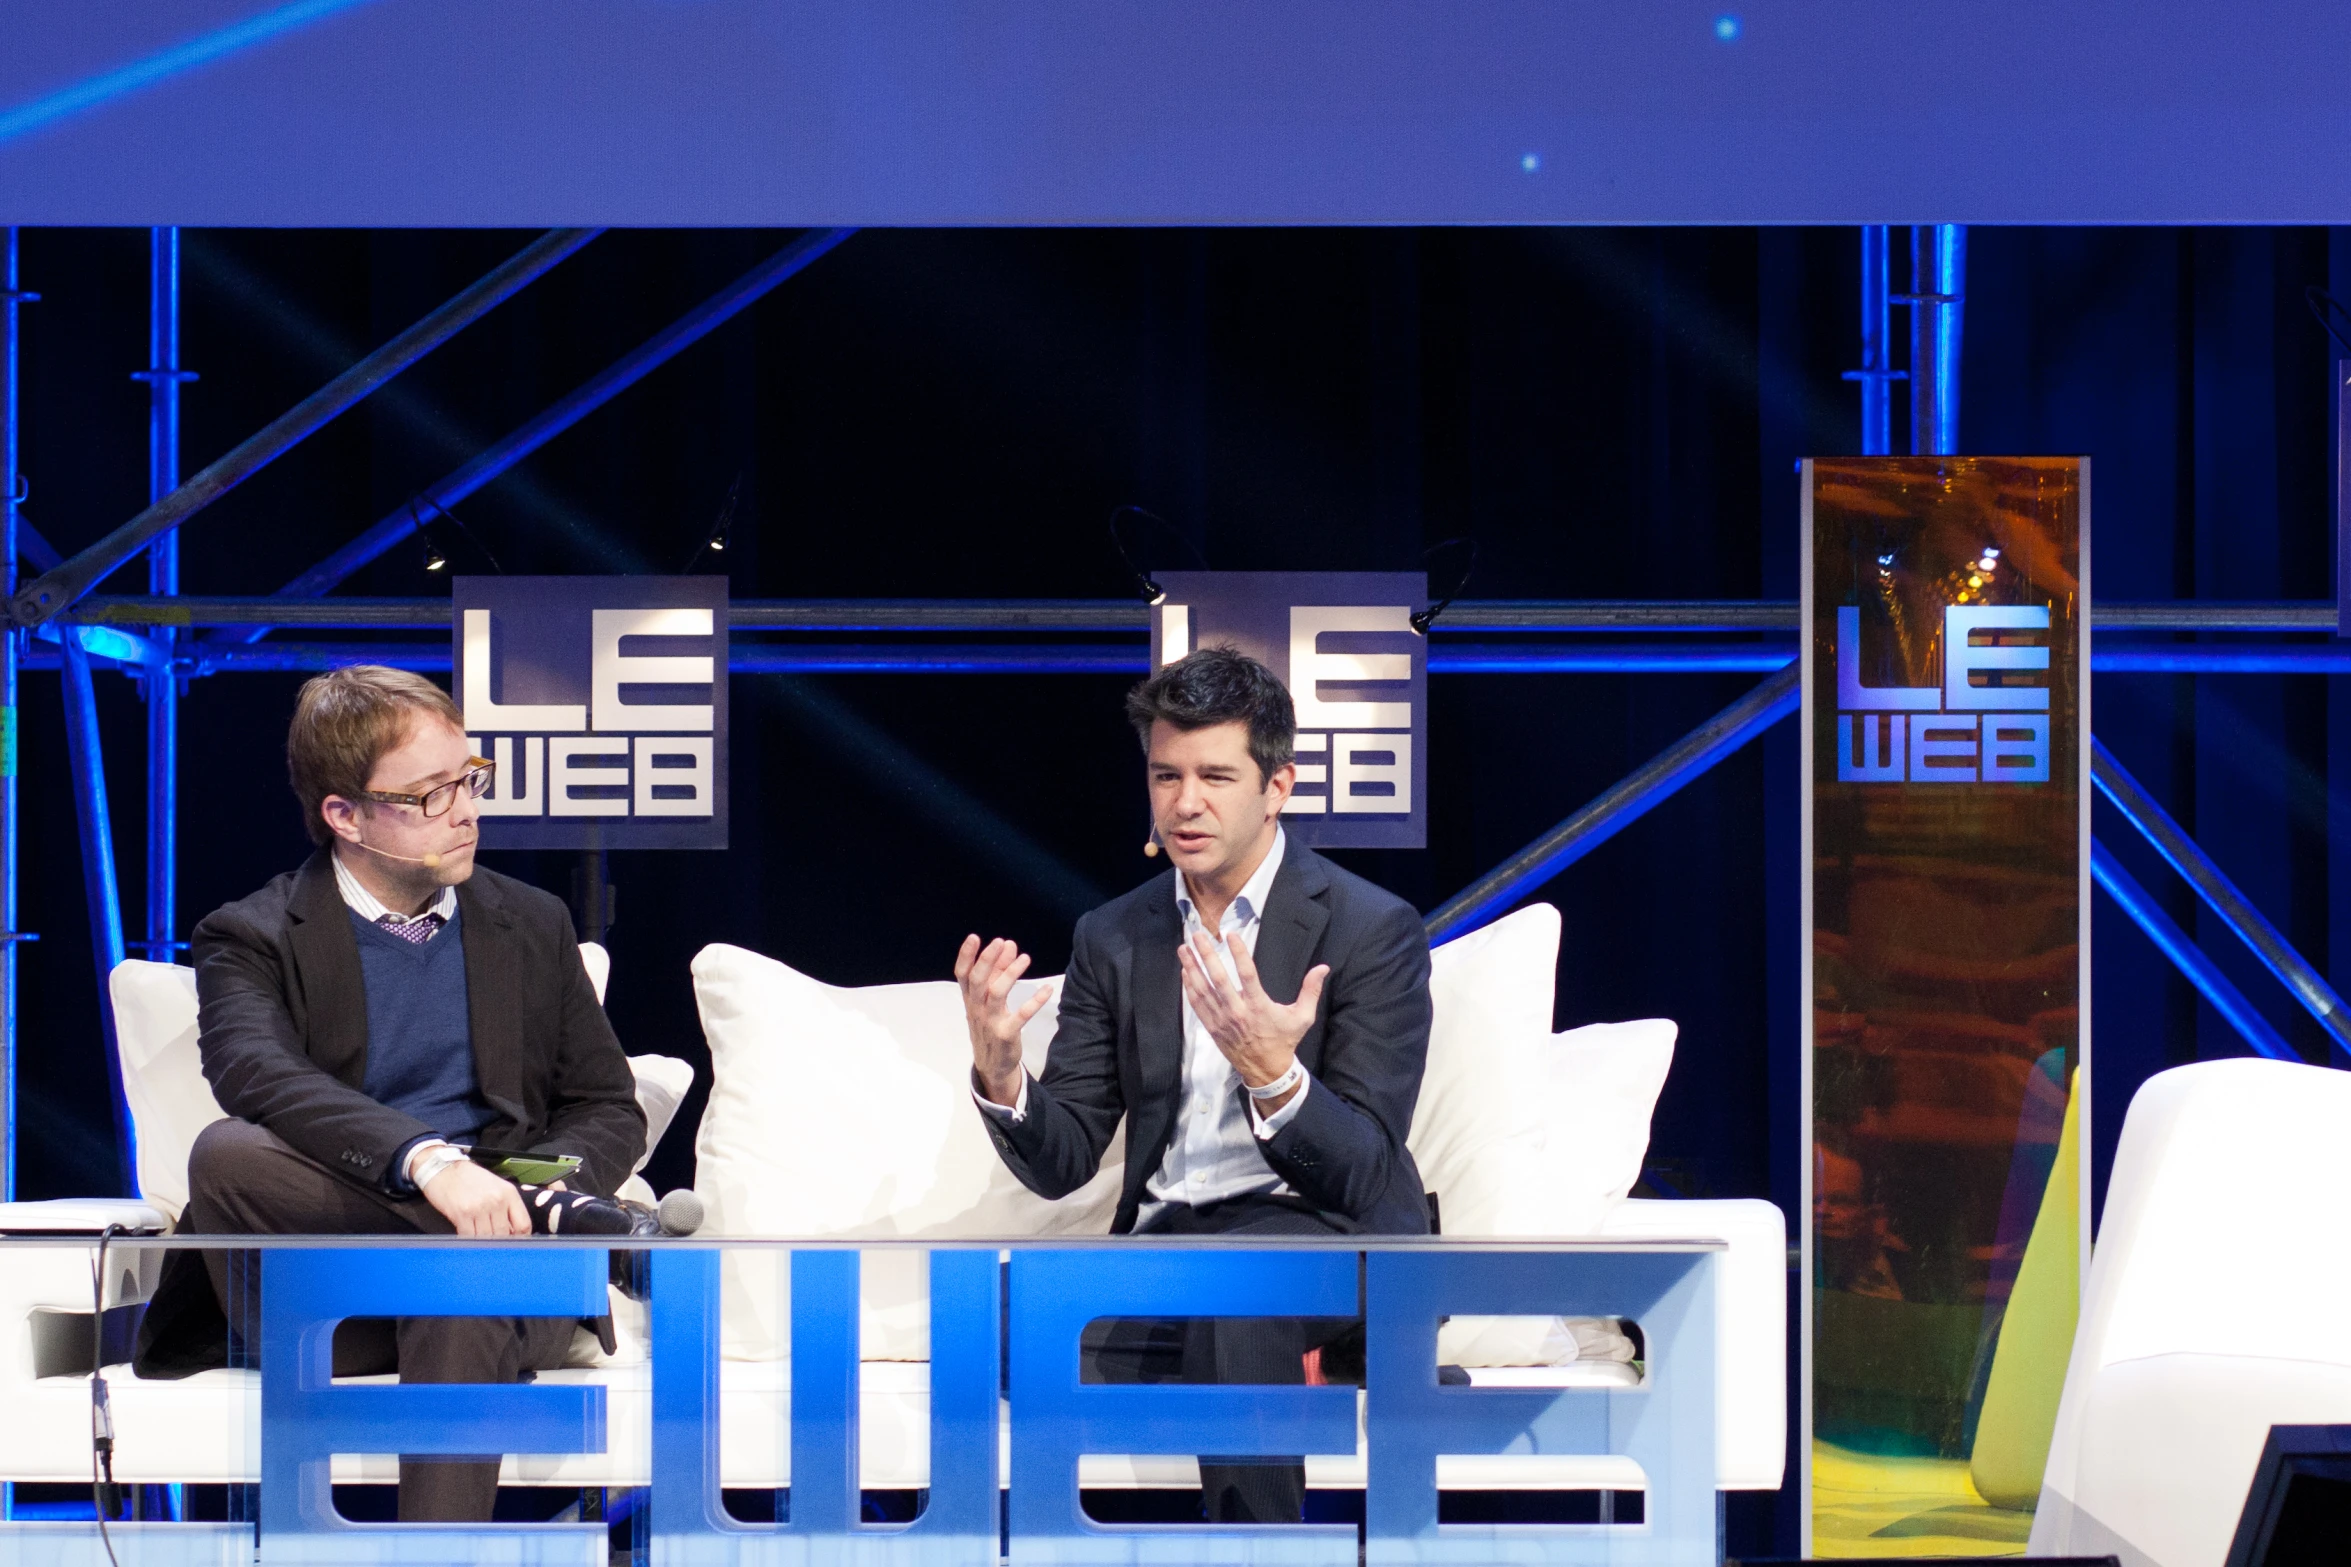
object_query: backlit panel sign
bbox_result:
[454,576,728,850]
[1148,571,1428,850]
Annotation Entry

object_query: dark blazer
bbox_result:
[189,850,645,1196]
[984,840,1433,1236]
[134,851,644,1375]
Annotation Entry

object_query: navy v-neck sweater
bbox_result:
[348,906,493,1142]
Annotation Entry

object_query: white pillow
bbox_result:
[625,1054,693,1176]
[110,960,226,1223]
[1532,1019,1676,1216]
[1407,904,1560,1235]
[1440,1314,1639,1368]
[1433,1017,1675,1368]
[579,941,612,1005]
[689,943,1123,1362]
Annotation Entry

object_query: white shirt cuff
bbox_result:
[972,1072,1029,1123]
[1248,1070,1310,1138]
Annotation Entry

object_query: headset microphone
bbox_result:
[355,839,448,871]
[1143,829,1160,858]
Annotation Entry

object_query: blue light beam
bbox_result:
[0,0,387,147]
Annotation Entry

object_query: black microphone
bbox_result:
[518,1184,704,1237]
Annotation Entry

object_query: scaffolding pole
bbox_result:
[40,637,2342,679]
[63,596,2341,635]
[2091,738,2351,1063]
[0,229,26,1209]
[7,227,600,630]
[1843,225,1900,455]
[2091,840,2295,1061]
[136,226,193,963]
[60,633,134,1196]
[1906,224,1967,456]
[1423,665,1802,943]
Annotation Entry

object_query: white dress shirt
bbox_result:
[976,828,1313,1228]
[332,851,458,925]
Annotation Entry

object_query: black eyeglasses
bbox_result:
[358,758,496,818]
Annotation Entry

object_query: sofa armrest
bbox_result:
[0,1199,173,1388]
[0,1199,171,1234]
[1598,1197,1787,1489]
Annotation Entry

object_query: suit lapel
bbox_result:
[457,875,527,1128]
[1129,872,1186,1167]
[1249,841,1330,1016]
[286,852,371,1086]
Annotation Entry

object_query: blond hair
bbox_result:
[286,665,465,845]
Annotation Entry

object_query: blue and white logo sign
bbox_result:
[454,576,728,849]
[1835,603,2051,784]
[1149,571,1427,849]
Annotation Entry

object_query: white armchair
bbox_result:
[0,941,694,1486]
[2030,1058,2351,1567]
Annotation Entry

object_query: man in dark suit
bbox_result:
[956,646,1432,1523]
[134,665,645,1522]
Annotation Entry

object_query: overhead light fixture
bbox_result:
[684,476,740,572]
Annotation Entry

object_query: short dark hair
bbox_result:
[1124,646,1296,786]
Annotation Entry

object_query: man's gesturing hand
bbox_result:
[1179,929,1328,1110]
[422,1158,530,1237]
[956,934,1055,1108]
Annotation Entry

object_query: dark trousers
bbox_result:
[182,1119,577,1523]
[1100,1196,1354,1524]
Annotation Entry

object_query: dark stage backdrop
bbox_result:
[7,225,2348,1549]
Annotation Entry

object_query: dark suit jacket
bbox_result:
[186,851,645,1196]
[134,851,644,1374]
[983,840,1433,1235]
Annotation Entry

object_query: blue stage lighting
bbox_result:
[1520,152,1542,173]
[1714,14,1743,41]
[0,0,385,147]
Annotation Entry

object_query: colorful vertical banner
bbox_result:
[1802,458,2088,1553]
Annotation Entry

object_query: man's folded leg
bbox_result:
[393,1314,579,1523]
[181,1118,580,1524]
[183,1118,428,1322]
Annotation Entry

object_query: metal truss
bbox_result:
[0,217,2345,1227]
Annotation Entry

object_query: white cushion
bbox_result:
[1439,1314,1637,1368]
[625,1054,694,1176]
[1431,1016,1675,1366]
[110,960,226,1221]
[688,943,1122,1361]
[579,941,611,1004]
[1407,904,1559,1236]
[110,949,677,1218]
[1532,1018,1677,1221]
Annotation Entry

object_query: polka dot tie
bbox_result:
[376,912,444,946]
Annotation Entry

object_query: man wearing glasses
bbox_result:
[133,665,645,1522]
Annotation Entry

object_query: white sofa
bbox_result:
[2030,1058,2351,1567]
[0,907,1786,1498]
